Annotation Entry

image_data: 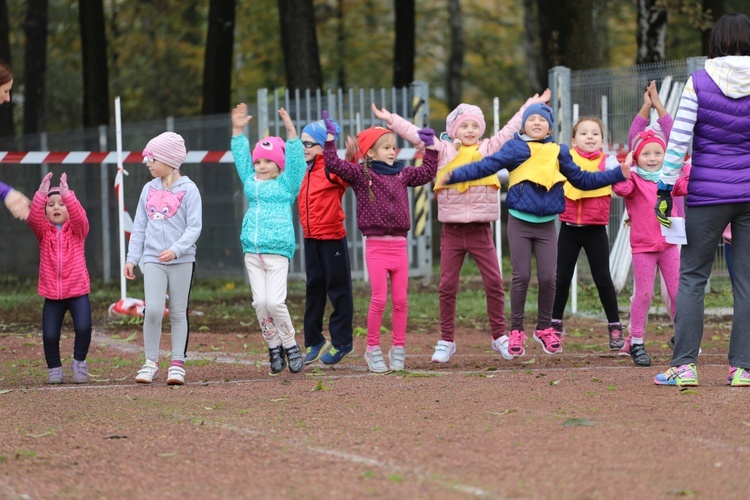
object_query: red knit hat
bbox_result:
[631,129,666,163]
[357,126,392,158]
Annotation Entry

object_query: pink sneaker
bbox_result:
[534,327,562,354]
[507,330,526,358]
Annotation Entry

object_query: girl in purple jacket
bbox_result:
[322,111,438,373]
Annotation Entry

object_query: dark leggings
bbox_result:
[552,224,620,323]
[42,295,92,368]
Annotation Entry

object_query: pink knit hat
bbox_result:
[445,103,486,139]
[142,132,187,169]
[631,129,666,163]
[252,137,286,172]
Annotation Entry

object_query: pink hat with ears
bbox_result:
[252,137,286,172]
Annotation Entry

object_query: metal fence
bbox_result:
[0,82,433,282]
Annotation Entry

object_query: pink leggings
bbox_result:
[365,237,408,347]
[630,246,680,339]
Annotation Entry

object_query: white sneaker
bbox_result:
[365,347,389,373]
[389,346,406,371]
[167,365,186,385]
[492,335,513,361]
[431,340,456,363]
[135,360,159,384]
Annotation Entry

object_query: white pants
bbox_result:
[243,253,296,349]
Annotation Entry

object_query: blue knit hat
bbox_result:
[522,103,554,132]
[302,119,340,146]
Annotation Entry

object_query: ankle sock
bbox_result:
[170,360,184,368]
[366,345,380,352]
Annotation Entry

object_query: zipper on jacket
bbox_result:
[305,169,312,235]
[57,229,63,299]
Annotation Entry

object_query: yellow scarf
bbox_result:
[434,145,501,193]
[564,150,612,200]
[508,142,566,190]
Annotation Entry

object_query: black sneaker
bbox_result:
[285,344,304,373]
[268,346,286,375]
[608,323,625,350]
[667,336,675,349]
[629,342,651,367]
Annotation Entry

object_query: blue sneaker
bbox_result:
[304,340,331,365]
[320,343,353,365]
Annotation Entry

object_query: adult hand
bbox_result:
[58,172,69,196]
[39,172,53,193]
[417,128,435,147]
[322,110,337,137]
[4,190,31,220]
[655,189,673,228]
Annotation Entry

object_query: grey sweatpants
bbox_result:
[142,262,195,363]
[672,203,750,369]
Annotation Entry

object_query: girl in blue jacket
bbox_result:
[231,104,306,376]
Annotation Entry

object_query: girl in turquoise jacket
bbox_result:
[231,105,306,376]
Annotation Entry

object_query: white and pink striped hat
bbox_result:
[142,132,187,169]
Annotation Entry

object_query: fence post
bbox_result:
[99,125,111,284]
[549,66,571,144]
[257,88,269,141]
[411,81,432,282]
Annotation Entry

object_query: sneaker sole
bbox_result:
[431,347,456,363]
[135,373,158,384]
[167,378,185,386]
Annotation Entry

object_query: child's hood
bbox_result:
[705,55,750,99]
[147,176,195,191]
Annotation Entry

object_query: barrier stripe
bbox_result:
[0,148,421,165]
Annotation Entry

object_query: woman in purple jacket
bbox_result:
[0,60,31,220]
[654,14,750,387]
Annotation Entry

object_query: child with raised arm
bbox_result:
[372,91,550,363]
[613,84,687,366]
[322,111,438,373]
[297,117,355,366]
[551,116,624,349]
[231,105,306,376]
[27,172,91,384]
[443,104,631,358]
[125,132,202,386]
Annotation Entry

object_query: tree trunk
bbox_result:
[701,0,723,56]
[78,0,109,129]
[201,0,235,115]
[393,0,415,88]
[0,0,14,138]
[278,0,322,91]
[336,0,345,88]
[23,0,48,142]
[636,0,668,63]
[446,0,464,110]
[536,0,606,72]
[522,0,543,91]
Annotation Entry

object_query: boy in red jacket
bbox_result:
[298,118,355,365]
[27,172,92,384]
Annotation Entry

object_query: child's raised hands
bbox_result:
[322,110,338,138]
[38,172,53,194]
[531,88,551,104]
[417,128,436,148]
[648,81,667,116]
[371,103,394,126]
[278,108,297,141]
[231,103,253,134]
[58,173,69,196]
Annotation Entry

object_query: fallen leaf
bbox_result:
[270,397,288,402]
[521,358,536,365]
[26,431,54,439]
[563,418,596,427]
[313,380,330,391]
[0,389,13,395]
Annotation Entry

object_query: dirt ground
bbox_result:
[1,314,747,499]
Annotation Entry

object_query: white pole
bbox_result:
[115,97,127,301]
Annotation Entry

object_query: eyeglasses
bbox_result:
[302,141,320,149]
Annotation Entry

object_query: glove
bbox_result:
[655,189,673,228]
[417,128,435,147]
[39,172,53,194]
[58,173,69,197]
[322,110,337,137]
